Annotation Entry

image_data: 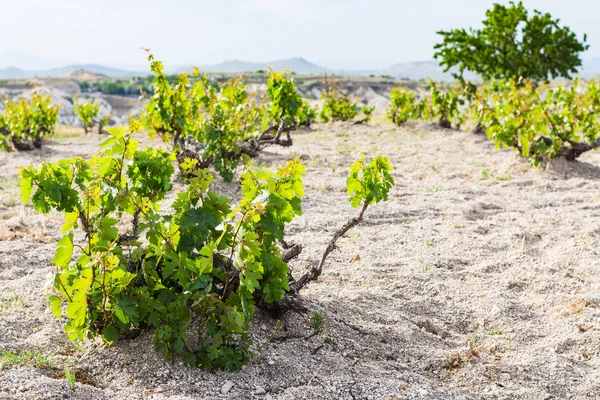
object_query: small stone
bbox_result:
[221,380,234,394]
[17,386,25,392]
[268,360,275,366]
[260,325,267,331]
[255,386,266,395]
[418,388,428,395]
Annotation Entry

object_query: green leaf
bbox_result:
[65,292,87,327]
[101,325,120,344]
[19,173,33,204]
[48,294,61,318]
[114,296,139,325]
[99,218,119,241]
[54,233,73,268]
[62,212,79,234]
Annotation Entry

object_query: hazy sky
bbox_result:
[0,0,597,70]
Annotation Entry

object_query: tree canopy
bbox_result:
[433,1,589,81]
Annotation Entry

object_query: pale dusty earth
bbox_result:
[0,122,599,400]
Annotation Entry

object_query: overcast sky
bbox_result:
[0,0,596,70]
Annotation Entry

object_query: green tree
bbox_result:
[434,1,588,81]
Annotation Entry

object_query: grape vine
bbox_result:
[142,52,304,182]
[21,122,306,371]
[0,93,59,151]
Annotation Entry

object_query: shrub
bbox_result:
[20,123,306,371]
[427,80,466,129]
[474,79,600,164]
[74,101,100,134]
[386,87,422,125]
[360,105,375,124]
[434,1,588,81]
[21,121,395,371]
[297,101,318,127]
[386,82,465,129]
[319,79,358,123]
[0,93,59,151]
[143,53,303,182]
[97,114,113,134]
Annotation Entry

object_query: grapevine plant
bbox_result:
[319,77,359,123]
[292,155,394,290]
[359,105,376,124]
[428,80,466,129]
[297,100,318,127]
[20,117,395,370]
[386,82,465,129]
[473,79,600,164]
[74,101,100,134]
[386,87,426,125]
[21,122,306,371]
[143,53,303,182]
[0,93,59,151]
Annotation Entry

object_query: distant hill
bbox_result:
[178,59,475,81]
[177,57,330,75]
[43,64,147,78]
[0,67,31,79]
[0,64,148,79]
[3,55,600,81]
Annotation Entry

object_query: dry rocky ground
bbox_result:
[0,122,599,400]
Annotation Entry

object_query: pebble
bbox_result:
[418,388,428,395]
[268,360,275,365]
[221,380,234,394]
[255,386,266,395]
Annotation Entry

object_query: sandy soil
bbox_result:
[0,122,599,400]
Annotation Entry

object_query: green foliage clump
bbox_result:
[297,101,318,127]
[143,53,304,182]
[434,1,588,81]
[89,78,155,96]
[347,155,395,208]
[0,93,59,151]
[266,69,303,126]
[427,81,466,129]
[20,123,306,371]
[74,101,100,134]
[473,79,600,164]
[360,105,375,124]
[386,82,465,129]
[386,87,423,125]
[97,114,113,134]
[320,80,358,123]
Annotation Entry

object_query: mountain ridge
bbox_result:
[2,57,600,81]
